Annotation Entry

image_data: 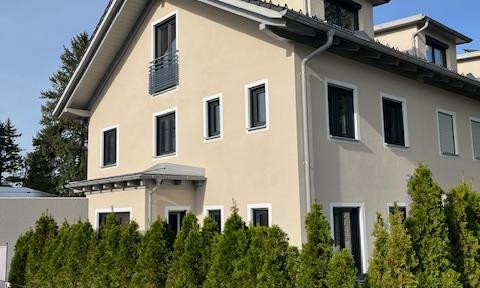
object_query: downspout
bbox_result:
[302,29,335,213]
[148,178,163,228]
[412,19,429,57]
[304,0,310,15]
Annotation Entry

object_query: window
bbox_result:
[102,127,117,167]
[426,37,447,67]
[208,209,222,232]
[382,97,406,146]
[98,212,130,227]
[471,119,480,160]
[388,204,407,221]
[328,84,356,139]
[204,96,221,139]
[247,84,267,130]
[437,110,457,156]
[325,0,360,30]
[155,111,176,157]
[248,204,271,227]
[333,207,362,273]
[155,16,176,59]
[168,210,186,236]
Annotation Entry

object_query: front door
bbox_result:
[333,207,362,273]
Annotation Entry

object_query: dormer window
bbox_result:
[426,36,447,67]
[325,0,360,31]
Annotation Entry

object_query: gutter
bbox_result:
[301,29,335,212]
[412,19,429,57]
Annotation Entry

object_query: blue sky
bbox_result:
[0,0,478,153]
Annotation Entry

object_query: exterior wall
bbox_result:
[87,188,147,230]
[458,57,480,79]
[296,45,480,272]
[87,0,304,245]
[0,198,87,277]
[151,182,198,223]
[375,26,417,55]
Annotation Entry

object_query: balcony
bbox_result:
[149,50,179,95]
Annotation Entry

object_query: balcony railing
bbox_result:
[149,50,179,95]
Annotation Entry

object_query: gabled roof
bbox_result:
[374,14,472,45]
[54,0,480,119]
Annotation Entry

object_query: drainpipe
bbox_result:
[304,0,310,15]
[148,178,163,228]
[412,19,429,57]
[302,29,335,213]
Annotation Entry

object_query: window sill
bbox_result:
[204,135,221,141]
[153,153,177,160]
[247,125,267,133]
[385,143,410,150]
[151,85,178,97]
[100,164,117,169]
[441,152,459,158]
[329,135,360,143]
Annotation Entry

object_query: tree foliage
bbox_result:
[0,118,23,185]
[327,249,358,288]
[368,213,389,288]
[8,230,33,285]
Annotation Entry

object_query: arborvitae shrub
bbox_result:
[48,221,71,287]
[326,249,358,288]
[405,164,461,288]
[297,203,333,288]
[64,221,94,288]
[198,216,219,283]
[204,205,247,288]
[368,214,389,288]
[112,221,141,287]
[445,182,480,287]
[287,246,300,286]
[82,227,101,288]
[130,218,174,288]
[8,230,33,286]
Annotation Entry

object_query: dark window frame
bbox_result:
[155,111,176,157]
[168,209,187,236]
[248,84,267,130]
[333,207,362,274]
[98,211,130,228]
[388,205,407,222]
[206,97,221,139]
[382,97,406,147]
[437,110,457,156]
[102,127,117,167]
[154,15,176,60]
[328,83,357,139]
[426,36,448,67]
[471,119,480,160]
[252,208,270,227]
[324,0,360,31]
[207,209,222,232]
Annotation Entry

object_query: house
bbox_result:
[0,185,87,278]
[53,0,480,274]
[458,50,480,80]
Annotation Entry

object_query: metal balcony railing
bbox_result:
[149,50,179,95]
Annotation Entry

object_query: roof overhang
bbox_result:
[66,163,206,194]
[54,0,480,119]
[458,51,480,62]
[370,0,390,7]
[374,14,472,45]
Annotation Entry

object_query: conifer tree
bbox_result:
[0,118,23,185]
[287,246,300,286]
[405,164,461,288]
[130,219,174,288]
[368,214,389,288]
[112,221,141,287]
[8,230,33,286]
[48,221,71,287]
[81,227,101,288]
[204,205,247,288]
[198,216,219,283]
[63,221,94,288]
[445,182,480,287]
[326,249,358,288]
[297,203,334,288]
[383,207,417,288]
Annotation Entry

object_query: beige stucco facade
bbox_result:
[458,53,480,79]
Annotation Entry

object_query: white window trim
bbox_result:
[325,78,361,142]
[436,108,459,157]
[329,202,368,274]
[470,117,480,160]
[94,207,132,230]
[150,10,179,97]
[203,94,223,142]
[100,125,119,169]
[164,206,191,221]
[380,93,410,149]
[385,202,407,217]
[204,205,225,231]
[245,79,269,134]
[247,203,272,227]
[152,107,178,160]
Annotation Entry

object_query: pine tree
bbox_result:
[0,118,23,185]
[382,207,417,288]
[25,213,58,287]
[204,205,247,288]
[368,214,389,288]
[130,218,174,288]
[8,230,33,286]
[445,182,480,287]
[326,249,358,288]
[297,203,334,288]
[24,33,89,195]
[405,164,461,288]
[112,221,142,288]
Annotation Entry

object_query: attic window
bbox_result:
[325,0,360,31]
[426,36,448,68]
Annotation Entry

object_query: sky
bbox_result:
[0,0,479,153]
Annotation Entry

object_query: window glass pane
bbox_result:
[103,129,117,166]
[434,49,445,67]
[250,85,266,128]
[154,17,176,58]
[207,99,220,137]
[383,99,405,146]
[156,112,176,156]
[169,210,186,236]
[333,208,362,273]
[426,46,434,64]
[328,85,355,138]
[171,22,176,52]
[389,206,407,221]
[98,212,130,227]
[325,2,337,25]
[472,121,480,159]
[253,208,269,227]
[438,112,456,155]
[208,210,222,232]
[340,7,355,30]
